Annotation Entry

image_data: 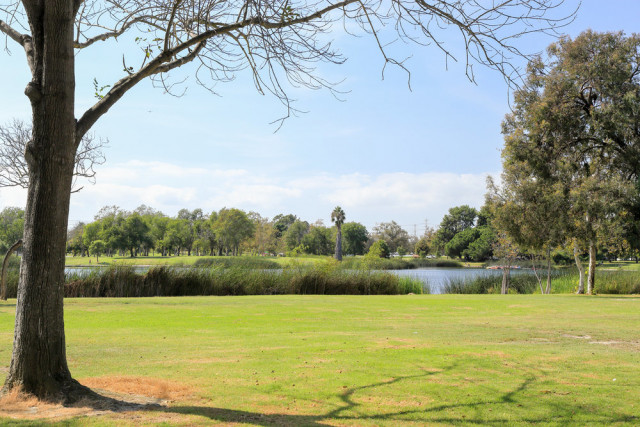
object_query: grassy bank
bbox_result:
[443,268,640,294]
[0,295,638,424]
[64,254,306,267]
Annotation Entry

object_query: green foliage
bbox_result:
[341,256,462,270]
[371,221,410,253]
[366,239,390,258]
[88,239,107,261]
[285,220,309,250]
[445,228,480,259]
[433,205,478,253]
[464,226,496,261]
[0,206,24,253]
[414,237,430,257]
[551,249,574,265]
[444,226,495,261]
[212,208,255,256]
[272,213,297,238]
[341,222,369,255]
[301,225,333,255]
[496,30,640,275]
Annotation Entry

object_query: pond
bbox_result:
[392,268,532,294]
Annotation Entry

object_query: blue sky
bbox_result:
[1,1,640,234]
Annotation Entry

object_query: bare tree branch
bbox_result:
[0,119,107,193]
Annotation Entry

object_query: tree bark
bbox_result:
[545,248,552,294]
[334,225,342,261]
[587,240,596,295]
[501,266,510,294]
[2,1,87,401]
[574,244,585,294]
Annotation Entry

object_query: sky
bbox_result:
[1,0,640,235]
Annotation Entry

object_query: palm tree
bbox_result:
[331,206,346,261]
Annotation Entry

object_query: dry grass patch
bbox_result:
[0,377,200,422]
[80,376,196,401]
[0,387,105,420]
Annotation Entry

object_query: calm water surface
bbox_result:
[392,268,530,294]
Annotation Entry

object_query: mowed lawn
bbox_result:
[0,295,639,425]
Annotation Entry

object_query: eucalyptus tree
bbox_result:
[213,208,255,255]
[371,221,410,253]
[499,31,640,294]
[331,206,345,261]
[0,0,574,401]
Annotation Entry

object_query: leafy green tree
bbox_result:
[499,30,640,294]
[433,205,477,253]
[213,208,255,255]
[445,228,480,260]
[88,240,106,263]
[272,214,297,238]
[366,240,390,259]
[342,222,369,256]
[414,237,430,257]
[285,220,310,251]
[302,225,333,255]
[463,226,496,262]
[372,221,409,253]
[81,221,102,255]
[167,218,193,256]
[66,222,86,256]
[0,207,24,254]
[331,206,346,261]
[123,213,151,257]
[247,213,278,255]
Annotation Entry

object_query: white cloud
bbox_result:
[1,160,495,232]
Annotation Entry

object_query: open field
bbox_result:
[1,295,639,425]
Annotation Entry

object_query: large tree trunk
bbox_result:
[3,1,86,401]
[574,243,585,294]
[587,240,596,295]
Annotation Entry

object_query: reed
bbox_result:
[61,263,424,298]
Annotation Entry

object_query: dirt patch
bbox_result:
[0,376,197,421]
[562,334,592,340]
[79,376,196,401]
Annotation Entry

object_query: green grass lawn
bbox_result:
[64,254,325,267]
[0,295,639,425]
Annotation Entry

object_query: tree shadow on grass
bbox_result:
[66,366,637,425]
[143,369,638,426]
